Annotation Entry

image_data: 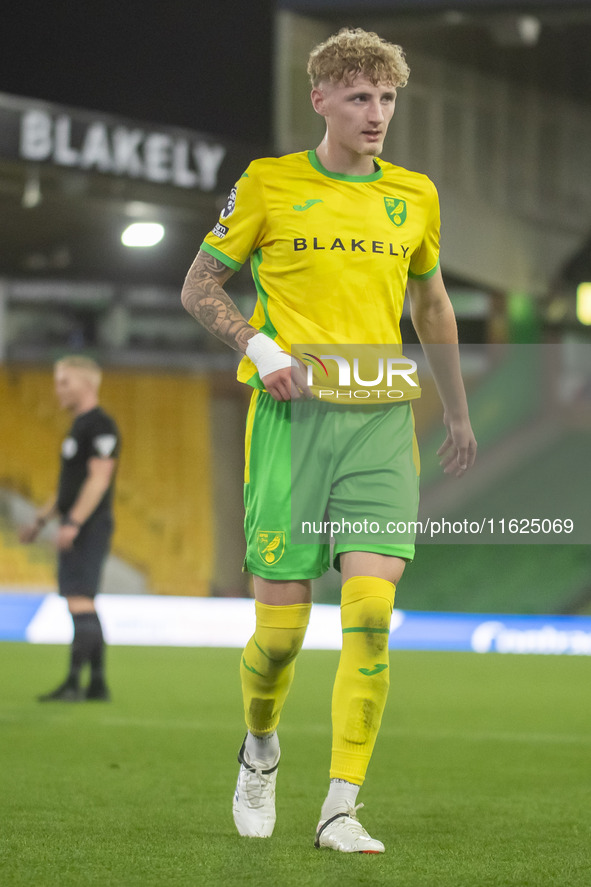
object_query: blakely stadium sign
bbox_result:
[0,92,254,193]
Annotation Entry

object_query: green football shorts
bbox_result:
[243,389,420,580]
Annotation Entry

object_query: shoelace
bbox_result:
[332,803,370,836]
[314,800,376,850]
[241,765,275,809]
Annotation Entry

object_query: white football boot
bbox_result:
[314,803,385,854]
[232,737,280,838]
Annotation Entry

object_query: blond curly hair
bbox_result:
[308,28,410,89]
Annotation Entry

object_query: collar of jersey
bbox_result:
[308,149,383,182]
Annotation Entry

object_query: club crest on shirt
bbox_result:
[257,530,285,566]
[62,437,78,459]
[384,197,407,227]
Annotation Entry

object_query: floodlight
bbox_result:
[576,282,591,326]
[121,222,165,247]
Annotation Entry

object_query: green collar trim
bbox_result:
[308,149,383,183]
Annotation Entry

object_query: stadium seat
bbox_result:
[0,368,213,596]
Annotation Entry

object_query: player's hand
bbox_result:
[437,412,477,477]
[19,523,40,544]
[56,524,79,551]
[262,358,312,402]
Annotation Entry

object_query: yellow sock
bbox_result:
[330,576,395,785]
[240,601,311,736]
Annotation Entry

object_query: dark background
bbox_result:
[2,1,591,287]
[1,2,275,143]
[3,2,591,142]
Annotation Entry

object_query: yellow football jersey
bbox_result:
[201,149,440,399]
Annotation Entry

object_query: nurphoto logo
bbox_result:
[294,345,420,402]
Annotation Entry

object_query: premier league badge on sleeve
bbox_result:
[220,184,238,220]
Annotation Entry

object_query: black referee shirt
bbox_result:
[57,407,120,517]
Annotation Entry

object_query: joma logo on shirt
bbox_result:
[293,237,409,257]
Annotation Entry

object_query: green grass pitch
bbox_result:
[1,643,589,886]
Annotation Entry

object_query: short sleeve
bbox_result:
[90,415,120,459]
[408,180,440,280]
[201,161,267,271]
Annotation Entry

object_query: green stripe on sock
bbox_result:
[242,656,264,677]
[254,639,271,659]
[342,627,390,635]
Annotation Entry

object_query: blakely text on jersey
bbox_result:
[293,237,411,256]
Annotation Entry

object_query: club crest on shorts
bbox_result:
[257,530,285,565]
[384,197,407,226]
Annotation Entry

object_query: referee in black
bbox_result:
[20,355,120,702]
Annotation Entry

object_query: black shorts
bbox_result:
[58,512,113,598]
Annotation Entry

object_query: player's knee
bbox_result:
[341,576,395,612]
[252,601,311,664]
[341,580,394,655]
[353,595,391,627]
[353,601,392,655]
[255,625,307,665]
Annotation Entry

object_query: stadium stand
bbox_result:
[0,504,54,589]
[404,542,591,616]
[418,345,545,486]
[2,356,589,612]
[317,348,591,616]
[0,367,213,596]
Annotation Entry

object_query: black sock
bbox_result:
[89,613,106,684]
[68,612,105,686]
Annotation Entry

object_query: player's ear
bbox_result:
[310,86,327,116]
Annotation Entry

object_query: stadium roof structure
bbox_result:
[0,92,262,287]
[1,1,591,302]
[279,0,591,105]
[279,0,591,13]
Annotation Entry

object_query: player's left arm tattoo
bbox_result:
[181,249,255,353]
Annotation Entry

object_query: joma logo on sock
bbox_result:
[359,664,388,676]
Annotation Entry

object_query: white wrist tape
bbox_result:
[246,332,293,380]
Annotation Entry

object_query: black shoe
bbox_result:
[38,682,82,703]
[85,679,111,701]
